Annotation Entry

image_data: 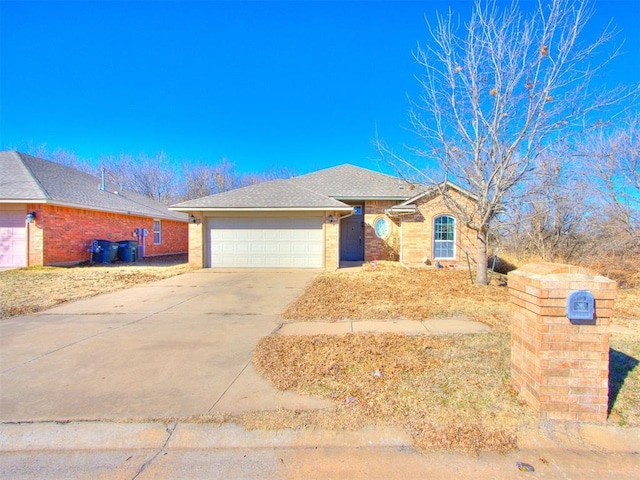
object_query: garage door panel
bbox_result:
[0,211,27,268]
[208,216,323,268]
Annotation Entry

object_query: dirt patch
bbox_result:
[0,254,197,318]
[282,263,511,332]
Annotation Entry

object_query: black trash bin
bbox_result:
[117,240,138,262]
[92,240,119,264]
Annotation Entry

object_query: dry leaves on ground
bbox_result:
[253,332,532,453]
[282,264,511,332]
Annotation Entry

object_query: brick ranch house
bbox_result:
[0,151,188,268]
[170,164,477,270]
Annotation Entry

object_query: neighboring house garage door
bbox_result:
[0,210,27,268]
[208,215,323,268]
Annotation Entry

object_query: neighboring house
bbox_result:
[170,164,476,270]
[0,151,188,268]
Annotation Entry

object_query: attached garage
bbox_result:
[207,215,324,268]
[0,208,27,268]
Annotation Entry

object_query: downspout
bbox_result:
[25,210,30,267]
[335,210,355,269]
[385,208,413,270]
[400,219,409,270]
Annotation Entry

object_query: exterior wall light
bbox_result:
[189,214,197,224]
[26,212,36,224]
[327,214,333,223]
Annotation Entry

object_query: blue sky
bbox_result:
[1,0,639,176]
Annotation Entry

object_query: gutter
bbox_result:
[1,199,186,222]
[169,207,353,213]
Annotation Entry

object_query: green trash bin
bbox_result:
[117,240,138,262]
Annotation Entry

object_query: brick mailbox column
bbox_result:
[508,263,616,422]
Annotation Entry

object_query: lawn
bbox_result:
[253,263,640,453]
[0,254,197,318]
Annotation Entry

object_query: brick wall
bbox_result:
[28,204,188,266]
[324,211,339,270]
[27,217,44,266]
[187,212,204,267]
[401,192,475,268]
[508,263,616,422]
[364,200,399,261]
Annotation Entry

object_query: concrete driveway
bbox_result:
[0,270,331,422]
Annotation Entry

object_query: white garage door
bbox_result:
[0,211,27,268]
[208,215,324,268]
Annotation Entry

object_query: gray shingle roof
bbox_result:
[0,151,187,222]
[172,164,427,210]
[173,179,351,209]
[288,164,426,199]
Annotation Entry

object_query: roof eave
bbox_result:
[169,206,354,212]
[1,199,188,222]
[332,196,414,201]
[387,206,418,214]
[0,199,48,204]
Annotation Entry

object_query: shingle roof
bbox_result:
[288,164,426,199]
[172,164,427,210]
[0,151,187,222]
[172,179,352,210]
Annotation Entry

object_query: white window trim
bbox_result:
[153,219,162,245]
[373,216,391,239]
[433,215,456,260]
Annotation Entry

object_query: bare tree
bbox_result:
[500,151,592,263]
[99,152,179,204]
[181,158,240,201]
[240,166,296,186]
[586,117,639,241]
[385,0,635,284]
[23,144,94,173]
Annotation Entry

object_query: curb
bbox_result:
[0,422,413,452]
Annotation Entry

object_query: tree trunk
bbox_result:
[476,228,489,285]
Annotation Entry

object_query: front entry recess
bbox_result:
[340,205,364,261]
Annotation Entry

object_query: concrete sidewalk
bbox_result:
[276,317,491,336]
[1,421,638,479]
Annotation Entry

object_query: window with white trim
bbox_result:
[433,215,455,259]
[153,219,162,245]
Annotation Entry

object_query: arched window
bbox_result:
[434,215,455,259]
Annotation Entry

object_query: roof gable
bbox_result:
[0,151,50,200]
[288,164,425,199]
[395,181,478,207]
[172,179,351,210]
[0,151,187,222]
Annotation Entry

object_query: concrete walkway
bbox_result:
[277,318,491,336]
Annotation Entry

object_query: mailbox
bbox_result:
[566,290,595,325]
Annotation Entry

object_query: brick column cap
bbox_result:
[508,263,615,288]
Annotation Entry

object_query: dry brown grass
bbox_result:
[282,263,511,332]
[258,262,640,451]
[0,254,197,318]
[614,288,640,328]
[253,332,531,453]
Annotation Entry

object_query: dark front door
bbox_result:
[340,208,364,261]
